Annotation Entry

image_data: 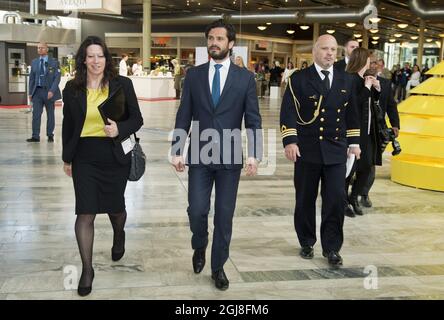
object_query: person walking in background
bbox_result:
[171,19,262,290]
[62,36,143,297]
[119,53,129,76]
[280,34,360,267]
[406,64,421,92]
[132,58,143,76]
[334,38,360,72]
[26,42,61,143]
[281,61,295,86]
[171,58,183,99]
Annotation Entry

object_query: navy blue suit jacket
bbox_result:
[29,56,61,101]
[172,61,262,169]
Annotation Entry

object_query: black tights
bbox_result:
[75,211,127,287]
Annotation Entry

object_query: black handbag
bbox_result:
[128,134,146,182]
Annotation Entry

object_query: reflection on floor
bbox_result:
[0,97,444,300]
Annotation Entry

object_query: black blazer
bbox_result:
[378,76,400,129]
[172,61,262,169]
[334,59,347,72]
[280,64,360,165]
[62,76,143,164]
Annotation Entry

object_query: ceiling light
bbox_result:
[354,33,362,38]
[439,33,444,38]
[410,35,419,40]
[300,25,310,30]
[369,29,379,34]
[389,38,396,42]
[426,38,433,42]
[266,22,272,25]
[372,36,380,40]
[286,29,295,34]
[370,17,381,23]
[326,29,335,34]
[257,25,267,31]
[397,23,408,29]
[394,33,402,38]
[346,23,356,28]
[357,39,363,42]
[371,41,378,44]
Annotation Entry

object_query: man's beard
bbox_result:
[208,46,230,60]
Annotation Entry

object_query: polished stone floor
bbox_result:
[0,97,444,300]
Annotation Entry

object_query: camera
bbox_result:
[385,128,402,156]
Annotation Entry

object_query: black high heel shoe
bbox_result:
[78,268,94,297]
[112,230,125,261]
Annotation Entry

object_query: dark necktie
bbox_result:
[212,64,223,107]
[38,58,45,87]
[321,70,330,91]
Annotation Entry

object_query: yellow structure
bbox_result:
[391,62,444,192]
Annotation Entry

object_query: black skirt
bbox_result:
[72,137,130,215]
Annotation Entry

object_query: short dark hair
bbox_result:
[344,38,359,46]
[73,35,116,91]
[346,47,370,73]
[205,19,236,43]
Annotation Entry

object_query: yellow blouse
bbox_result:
[81,87,109,137]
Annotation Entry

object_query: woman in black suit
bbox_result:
[62,36,143,296]
[345,48,383,217]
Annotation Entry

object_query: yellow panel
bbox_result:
[392,157,444,192]
[398,115,444,137]
[426,61,444,75]
[398,96,444,117]
[410,77,444,96]
[397,134,444,158]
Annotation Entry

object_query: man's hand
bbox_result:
[284,143,301,162]
[348,146,361,160]
[372,78,381,92]
[392,127,399,138]
[172,155,185,172]
[47,91,54,100]
[245,157,258,176]
[104,118,119,138]
[63,163,72,177]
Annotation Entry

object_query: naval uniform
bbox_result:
[280,63,360,253]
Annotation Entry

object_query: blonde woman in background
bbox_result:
[132,58,143,76]
[172,59,183,99]
[281,61,296,86]
[235,56,246,68]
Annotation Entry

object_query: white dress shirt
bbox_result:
[314,63,334,86]
[208,57,231,96]
[119,59,128,76]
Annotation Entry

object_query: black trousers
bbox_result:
[187,166,241,272]
[294,160,345,252]
[360,165,375,196]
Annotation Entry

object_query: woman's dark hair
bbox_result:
[204,19,236,55]
[346,47,370,73]
[73,35,116,91]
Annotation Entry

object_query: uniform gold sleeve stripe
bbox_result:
[281,128,297,133]
[281,130,297,134]
[282,132,298,138]
[346,134,360,137]
[347,129,360,132]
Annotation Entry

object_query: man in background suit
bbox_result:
[357,60,400,209]
[27,42,61,142]
[171,19,262,290]
[335,38,360,72]
[280,35,361,267]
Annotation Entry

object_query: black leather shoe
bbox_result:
[360,195,372,208]
[299,246,314,259]
[212,269,229,291]
[344,204,356,218]
[111,230,125,261]
[78,268,94,297]
[48,136,54,142]
[192,248,206,274]
[350,197,363,216]
[323,251,343,267]
[26,137,40,142]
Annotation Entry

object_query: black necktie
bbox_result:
[321,70,330,91]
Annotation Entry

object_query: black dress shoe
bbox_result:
[344,204,356,218]
[350,197,363,216]
[111,230,125,261]
[192,248,206,274]
[360,195,372,208]
[26,137,40,142]
[212,269,229,291]
[322,251,343,267]
[78,268,95,297]
[48,136,54,142]
[299,246,314,259]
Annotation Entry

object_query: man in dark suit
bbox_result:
[171,19,262,290]
[334,38,359,72]
[357,61,400,208]
[280,34,361,267]
[27,42,61,142]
